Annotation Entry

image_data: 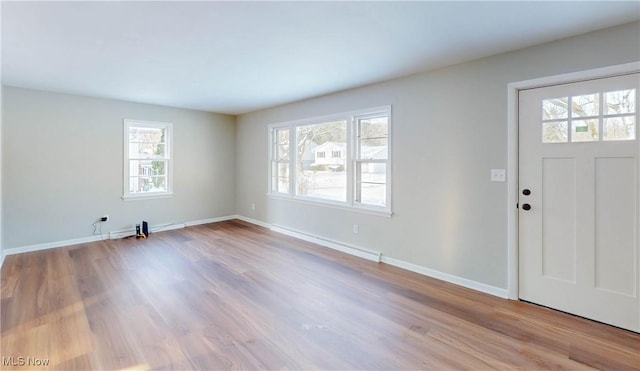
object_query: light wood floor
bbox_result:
[1,220,639,370]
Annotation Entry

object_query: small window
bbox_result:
[542,97,569,143]
[123,119,173,200]
[603,89,636,141]
[542,88,636,143]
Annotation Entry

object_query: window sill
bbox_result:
[122,192,174,201]
[267,193,392,218]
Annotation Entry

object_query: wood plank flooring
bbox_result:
[1,219,639,370]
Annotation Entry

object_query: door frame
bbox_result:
[506,61,640,300]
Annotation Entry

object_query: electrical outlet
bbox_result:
[251,203,256,211]
[353,224,359,234]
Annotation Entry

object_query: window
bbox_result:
[123,119,173,200]
[268,106,391,215]
[297,120,347,202]
[271,127,290,194]
[355,115,389,207]
[541,88,636,143]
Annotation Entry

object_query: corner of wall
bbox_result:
[232,114,239,217]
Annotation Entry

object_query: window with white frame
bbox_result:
[268,106,391,215]
[123,119,173,200]
[272,127,290,194]
[355,114,389,207]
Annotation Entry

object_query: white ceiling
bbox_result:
[2,1,639,115]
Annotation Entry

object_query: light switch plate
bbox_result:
[491,169,506,182]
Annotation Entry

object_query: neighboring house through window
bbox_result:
[268,106,391,215]
[123,119,173,200]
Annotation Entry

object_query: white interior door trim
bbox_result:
[506,61,640,300]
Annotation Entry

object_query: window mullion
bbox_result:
[599,92,604,141]
[568,95,573,142]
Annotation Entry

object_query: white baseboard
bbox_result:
[236,215,508,299]
[233,215,272,229]
[232,215,382,262]
[0,252,5,269]
[380,255,509,298]
[108,222,186,239]
[3,234,106,256]
[3,216,236,257]
[108,216,237,240]
[270,224,382,263]
[186,215,237,227]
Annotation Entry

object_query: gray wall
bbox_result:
[235,22,640,290]
[2,87,236,249]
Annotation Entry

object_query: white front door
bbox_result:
[519,73,640,332]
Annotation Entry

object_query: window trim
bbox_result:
[122,119,174,201]
[267,106,392,216]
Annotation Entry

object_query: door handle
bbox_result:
[522,189,531,196]
[522,203,531,210]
